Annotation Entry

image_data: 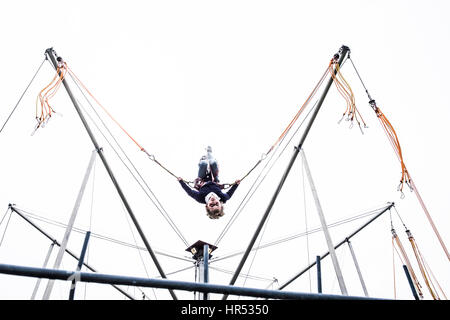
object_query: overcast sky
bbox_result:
[0,0,448,300]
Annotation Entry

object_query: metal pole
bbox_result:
[223,46,350,300]
[42,150,96,300]
[346,238,369,297]
[45,48,177,300]
[9,205,134,300]
[31,241,55,299]
[301,148,347,295]
[316,255,322,294]
[278,202,394,290]
[402,265,420,300]
[69,231,91,300]
[0,263,386,300]
[203,244,209,300]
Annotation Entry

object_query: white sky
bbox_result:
[0,0,448,300]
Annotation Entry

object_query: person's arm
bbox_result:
[225,180,240,199]
[178,178,201,202]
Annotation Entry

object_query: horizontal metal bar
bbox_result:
[0,263,386,300]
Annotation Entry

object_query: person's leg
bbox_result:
[209,159,220,183]
[198,158,209,180]
[206,146,220,182]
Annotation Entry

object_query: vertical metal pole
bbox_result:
[45,48,177,300]
[346,239,369,297]
[316,255,322,294]
[69,231,91,300]
[223,46,350,300]
[403,265,420,300]
[301,148,348,295]
[203,244,209,300]
[42,150,96,300]
[31,241,55,300]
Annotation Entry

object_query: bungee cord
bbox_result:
[7,48,445,300]
[347,54,449,261]
[33,59,67,134]
[331,62,368,133]
[214,101,318,247]
[63,58,334,188]
[65,71,190,247]
[390,207,447,300]
[32,53,345,252]
[391,225,424,299]
[214,56,350,246]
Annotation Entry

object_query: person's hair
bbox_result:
[205,204,225,219]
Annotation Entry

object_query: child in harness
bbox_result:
[178,146,240,219]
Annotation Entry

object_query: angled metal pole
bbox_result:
[301,148,348,295]
[278,202,394,290]
[45,48,177,300]
[42,150,96,300]
[31,241,55,299]
[223,45,350,300]
[69,231,91,300]
[346,238,369,297]
[9,205,134,300]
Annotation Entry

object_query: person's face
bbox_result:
[206,197,222,214]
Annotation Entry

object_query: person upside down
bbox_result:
[178,146,240,219]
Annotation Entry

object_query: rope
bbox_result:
[213,204,389,263]
[65,71,189,247]
[66,66,191,184]
[66,60,331,188]
[0,209,13,247]
[0,207,11,227]
[391,236,397,299]
[120,200,156,300]
[240,206,272,292]
[348,55,450,261]
[214,100,318,246]
[13,206,191,262]
[213,57,340,245]
[0,57,47,134]
[302,154,312,292]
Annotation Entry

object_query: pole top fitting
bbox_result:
[186,240,217,261]
[340,45,350,53]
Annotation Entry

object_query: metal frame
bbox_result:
[45,48,176,300]
[0,263,386,300]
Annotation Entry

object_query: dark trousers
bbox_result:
[198,157,219,182]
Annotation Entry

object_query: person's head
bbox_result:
[205,195,225,219]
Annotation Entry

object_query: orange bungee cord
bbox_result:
[34,60,67,133]
[347,55,450,261]
[329,61,368,133]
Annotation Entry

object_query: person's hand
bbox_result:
[177,177,183,181]
[235,179,241,185]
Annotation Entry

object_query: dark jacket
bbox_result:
[179,180,239,204]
